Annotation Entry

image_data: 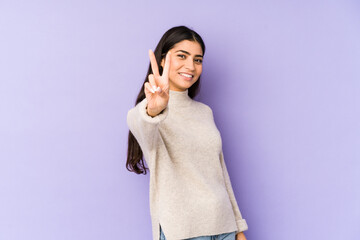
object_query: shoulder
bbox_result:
[191,100,214,116]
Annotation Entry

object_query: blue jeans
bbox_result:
[159,225,237,240]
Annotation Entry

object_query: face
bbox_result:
[161,40,203,92]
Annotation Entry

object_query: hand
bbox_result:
[236,232,247,240]
[144,49,171,117]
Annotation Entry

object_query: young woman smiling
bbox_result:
[126,26,248,240]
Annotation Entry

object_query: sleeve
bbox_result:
[126,97,169,154]
[220,150,249,233]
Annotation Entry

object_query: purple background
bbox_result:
[1,0,359,239]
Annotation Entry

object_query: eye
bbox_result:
[177,54,186,59]
[195,59,203,63]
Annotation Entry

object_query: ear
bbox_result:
[160,58,165,68]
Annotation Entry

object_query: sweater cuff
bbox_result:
[138,98,169,124]
[235,219,248,233]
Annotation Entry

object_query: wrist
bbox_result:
[146,105,164,117]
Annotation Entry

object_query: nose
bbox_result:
[185,58,195,71]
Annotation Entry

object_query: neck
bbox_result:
[168,89,192,107]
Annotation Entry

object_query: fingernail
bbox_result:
[150,89,155,93]
[157,87,161,93]
[152,85,157,91]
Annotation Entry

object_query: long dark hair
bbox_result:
[126,25,206,174]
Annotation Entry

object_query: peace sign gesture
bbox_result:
[144,49,171,117]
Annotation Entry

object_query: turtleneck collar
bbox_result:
[168,89,192,107]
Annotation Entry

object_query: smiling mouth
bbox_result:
[179,73,194,80]
[179,72,193,77]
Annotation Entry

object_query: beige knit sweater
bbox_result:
[126,89,248,240]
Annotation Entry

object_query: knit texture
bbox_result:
[126,89,248,240]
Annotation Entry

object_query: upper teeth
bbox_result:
[180,73,192,78]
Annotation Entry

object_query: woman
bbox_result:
[126,26,248,240]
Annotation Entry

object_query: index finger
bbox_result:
[148,49,160,77]
[162,51,171,79]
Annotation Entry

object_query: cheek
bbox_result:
[169,61,181,75]
[197,65,203,74]
[171,59,181,69]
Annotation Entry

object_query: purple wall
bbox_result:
[1,0,359,239]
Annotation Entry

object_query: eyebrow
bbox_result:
[175,50,203,58]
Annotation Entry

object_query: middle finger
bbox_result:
[148,49,160,77]
[148,74,157,91]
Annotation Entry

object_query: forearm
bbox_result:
[146,104,166,117]
[236,231,247,240]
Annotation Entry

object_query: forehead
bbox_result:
[172,40,203,56]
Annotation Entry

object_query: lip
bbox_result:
[179,72,194,81]
[179,72,194,77]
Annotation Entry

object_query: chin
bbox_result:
[171,77,198,90]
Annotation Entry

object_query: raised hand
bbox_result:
[144,49,171,117]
